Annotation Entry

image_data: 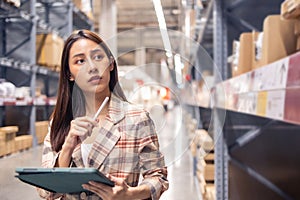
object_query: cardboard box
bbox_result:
[73,0,94,20]
[35,121,48,144]
[261,15,297,67]
[0,126,18,155]
[15,135,33,151]
[281,0,300,19]
[205,184,216,200]
[0,132,6,156]
[204,153,214,163]
[204,164,214,181]
[232,33,253,77]
[293,19,300,50]
[36,34,64,70]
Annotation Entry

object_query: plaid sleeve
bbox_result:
[41,131,59,168]
[37,125,65,200]
[138,112,169,200]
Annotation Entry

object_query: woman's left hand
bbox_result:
[82,175,133,200]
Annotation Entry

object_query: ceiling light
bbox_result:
[152,0,172,57]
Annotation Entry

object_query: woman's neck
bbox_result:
[84,90,111,117]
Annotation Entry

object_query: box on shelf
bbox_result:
[36,33,64,71]
[260,15,297,68]
[293,20,300,50]
[35,121,49,144]
[15,135,33,152]
[205,184,216,200]
[281,0,300,50]
[73,0,94,20]
[232,33,253,77]
[281,0,300,19]
[204,164,214,181]
[0,126,18,156]
[0,133,6,156]
[204,153,214,163]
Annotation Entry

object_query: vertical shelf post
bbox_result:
[67,0,73,37]
[213,0,228,199]
[30,0,37,146]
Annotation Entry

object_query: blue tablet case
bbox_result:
[15,167,114,194]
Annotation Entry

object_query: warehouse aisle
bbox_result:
[0,106,199,200]
[0,145,42,200]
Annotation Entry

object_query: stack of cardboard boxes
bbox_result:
[231,13,298,77]
[35,121,49,145]
[0,126,33,157]
[0,121,48,157]
[15,135,33,152]
[36,33,64,71]
[35,0,95,72]
[0,126,18,156]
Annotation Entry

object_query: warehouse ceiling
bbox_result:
[116,0,181,30]
[93,0,214,65]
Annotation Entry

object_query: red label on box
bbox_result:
[286,52,300,87]
[284,88,300,125]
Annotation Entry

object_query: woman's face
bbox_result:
[68,38,113,95]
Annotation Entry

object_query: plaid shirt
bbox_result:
[38,94,169,200]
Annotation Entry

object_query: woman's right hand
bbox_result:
[57,116,98,167]
[63,116,98,151]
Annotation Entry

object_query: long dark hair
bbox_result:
[50,30,126,152]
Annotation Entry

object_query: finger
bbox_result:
[77,116,98,127]
[85,116,99,126]
[74,120,94,131]
[106,175,123,185]
[73,125,89,134]
[74,118,98,135]
[88,181,112,191]
[82,184,108,199]
[71,121,93,137]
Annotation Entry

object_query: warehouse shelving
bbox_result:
[211,0,300,199]
[0,0,93,147]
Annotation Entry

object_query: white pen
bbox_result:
[93,96,109,121]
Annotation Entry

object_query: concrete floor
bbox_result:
[0,107,201,200]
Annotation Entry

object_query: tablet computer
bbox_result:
[15,167,114,194]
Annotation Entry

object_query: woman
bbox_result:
[38,30,168,200]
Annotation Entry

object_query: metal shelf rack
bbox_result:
[0,0,93,145]
[212,0,300,199]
